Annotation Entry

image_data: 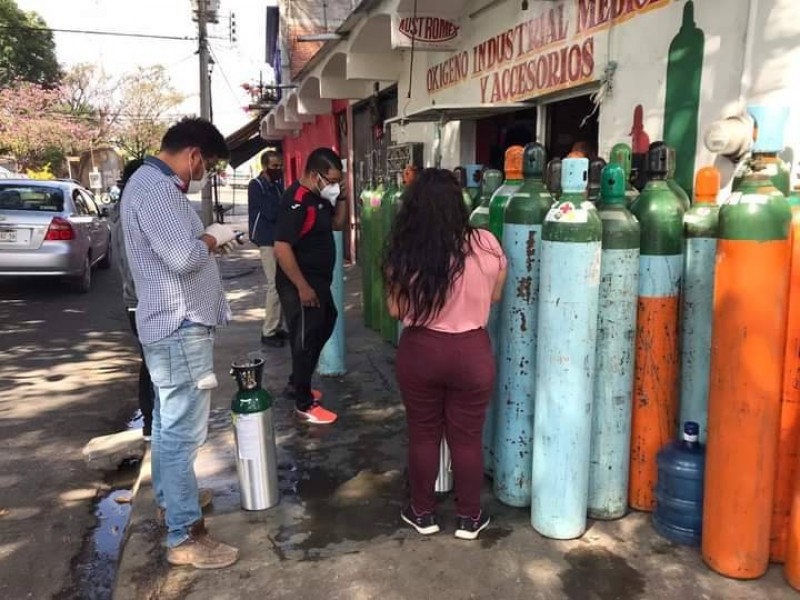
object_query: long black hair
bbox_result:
[119,158,145,193]
[383,168,484,326]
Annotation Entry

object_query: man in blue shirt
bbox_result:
[122,118,240,570]
[248,151,287,347]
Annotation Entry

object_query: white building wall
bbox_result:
[375,0,800,189]
[748,0,800,180]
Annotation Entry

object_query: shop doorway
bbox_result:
[351,85,398,262]
[475,108,538,170]
[545,95,599,160]
[336,109,352,261]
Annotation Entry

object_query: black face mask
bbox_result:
[266,168,283,182]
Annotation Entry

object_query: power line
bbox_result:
[208,44,245,110]
[0,24,197,42]
[166,52,200,69]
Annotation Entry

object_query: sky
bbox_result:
[16,0,277,135]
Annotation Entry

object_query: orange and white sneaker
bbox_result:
[295,402,338,425]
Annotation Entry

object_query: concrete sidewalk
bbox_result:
[113,243,794,600]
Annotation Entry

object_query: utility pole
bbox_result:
[192,0,217,225]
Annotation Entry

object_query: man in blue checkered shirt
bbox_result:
[122,118,240,570]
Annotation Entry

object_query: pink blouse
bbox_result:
[404,229,507,334]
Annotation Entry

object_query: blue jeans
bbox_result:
[143,321,216,547]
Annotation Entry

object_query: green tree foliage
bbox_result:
[0,0,61,86]
[110,66,186,159]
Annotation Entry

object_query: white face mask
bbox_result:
[318,174,340,205]
[186,153,208,194]
[321,183,340,205]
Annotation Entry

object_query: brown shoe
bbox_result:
[156,488,214,526]
[166,521,239,570]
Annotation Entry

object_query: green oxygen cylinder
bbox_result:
[230,358,279,510]
[610,143,640,206]
[465,165,483,209]
[789,161,800,207]
[488,146,525,240]
[588,158,607,203]
[733,106,791,196]
[663,0,705,199]
[359,183,375,328]
[650,142,691,210]
[470,169,504,230]
[628,143,687,512]
[379,178,399,343]
[388,179,404,346]
[369,181,386,332]
[395,167,418,346]
[453,166,476,211]
[545,158,562,202]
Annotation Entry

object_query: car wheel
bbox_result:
[71,255,92,293]
[98,239,112,269]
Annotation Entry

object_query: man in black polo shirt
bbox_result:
[274,148,346,425]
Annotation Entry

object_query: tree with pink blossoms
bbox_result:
[0,80,91,171]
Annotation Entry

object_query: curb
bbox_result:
[112,448,168,600]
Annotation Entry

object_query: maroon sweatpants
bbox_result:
[396,326,495,518]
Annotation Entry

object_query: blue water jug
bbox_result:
[652,421,705,546]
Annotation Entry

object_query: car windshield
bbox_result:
[0,185,64,212]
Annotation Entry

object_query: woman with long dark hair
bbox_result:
[384,168,507,540]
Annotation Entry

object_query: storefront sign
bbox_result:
[577,0,670,33]
[426,0,669,102]
[392,15,461,50]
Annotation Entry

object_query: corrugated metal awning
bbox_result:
[385,102,532,126]
[225,116,272,168]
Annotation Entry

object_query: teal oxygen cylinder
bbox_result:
[588,164,640,520]
[532,158,602,538]
[492,143,552,506]
[474,168,506,478]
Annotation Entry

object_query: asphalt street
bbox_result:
[0,263,140,598]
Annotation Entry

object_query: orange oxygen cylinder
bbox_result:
[703,106,792,579]
[770,189,800,568]
[786,440,800,588]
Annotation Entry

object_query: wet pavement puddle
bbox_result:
[57,459,140,600]
[57,412,144,600]
[560,546,646,599]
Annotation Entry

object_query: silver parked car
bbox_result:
[0,179,112,292]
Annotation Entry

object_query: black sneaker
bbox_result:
[400,505,440,535]
[275,329,289,340]
[261,334,286,348]
[455,512,490,540]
